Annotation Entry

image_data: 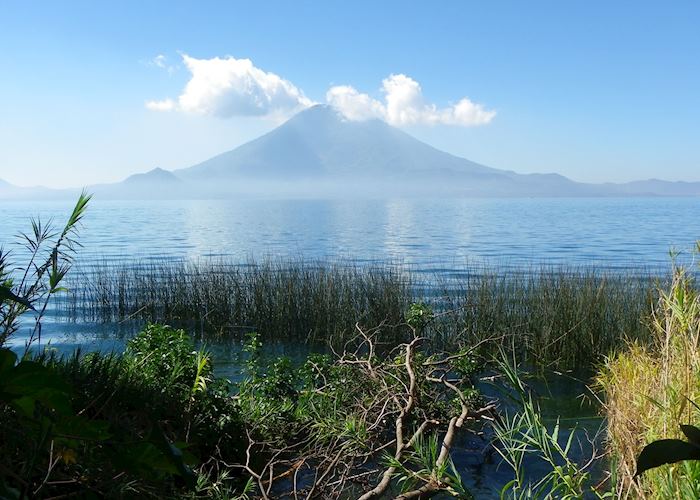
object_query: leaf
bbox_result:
[0,349,17,374]
[635,439,700,476]
[154,429,197,489]
[54,415,111,442]
[680,425,700,447]
[0,286,35,311]
[112,442,179,476]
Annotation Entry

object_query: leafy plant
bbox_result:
[492,352,609,499]
[0,191,91,349]
[596,252,700,496]
[0,199,212,497]
[636,424,700,477]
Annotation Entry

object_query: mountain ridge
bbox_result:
[2,105,699,199]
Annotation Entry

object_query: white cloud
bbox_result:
[146,56,494,127]
[146,54,177,75]
[147,54,313,118]
[325,85,384,121]
[327,74,495,127]
[145,98,176,111]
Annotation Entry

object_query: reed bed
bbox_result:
[64,260,413,345]
[440,269,657,368]
[62,259,659,368]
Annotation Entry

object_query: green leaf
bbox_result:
[0,286,35,310]
[154,429,197,489]
[635,439,700,476]
[3,361,72,396]
[681,425,700,447]
[0,349,17,374]
[112,442,179,476]
[54,416,111,441]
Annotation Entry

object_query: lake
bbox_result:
[4,196,686,496]
[2,196,699,349]
[2,197,699,270]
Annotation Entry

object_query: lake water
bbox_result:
[2,196,699,351]
[4,196,676,496]
[2,197,699,270]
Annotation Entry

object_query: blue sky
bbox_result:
[1,1,698,188]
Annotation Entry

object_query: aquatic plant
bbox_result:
[0,191,91,348]
[492,351,610,499]
[232,312,495,498]
[596,259,700,497]
[1,323,250,498]
[64,259,657,368]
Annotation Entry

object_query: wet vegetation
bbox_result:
[64,260,656,369]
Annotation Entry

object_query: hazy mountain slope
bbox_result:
[607,179,700,196]
[2,106,699,199]
[88,168,188,199]
[176,105,504,181]
[123,167,182,186]
[0,178,67,200]
[172,105,609,196]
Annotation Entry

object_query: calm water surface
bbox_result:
[2,197,699,268]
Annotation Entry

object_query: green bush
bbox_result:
[1,323,247,498]
[125,323,212,399]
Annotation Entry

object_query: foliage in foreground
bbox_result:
[597,260,700,498]
[0,324,246,498]
[492,353,610,499]
[233,310,494,498]
[0,319,497,498]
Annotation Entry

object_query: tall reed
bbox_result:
[439,268,655,368]
[65,260,413,345]
[596,266,700,497]
[62,259,657,368]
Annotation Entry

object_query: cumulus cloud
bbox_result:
[146,56,494,126]
[327,74,495,127]
[146,54,313,118]
[145,98,176,111]
[325,85,384,121]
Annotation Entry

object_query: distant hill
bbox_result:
[2,105,699,199]
[174,105,601,196]
[604,179,700,197]
[123,167,182,185]
[87,168,187,199]
[0,178,62,200]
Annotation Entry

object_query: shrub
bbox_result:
[597,263,700,497]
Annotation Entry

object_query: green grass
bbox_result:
[596,267,700,498]
[63,259,659,369]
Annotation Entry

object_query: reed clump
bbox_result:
[443,268,655,368]
[596,266,700,497]
[66,260,413,345]
[63,260,657,368]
